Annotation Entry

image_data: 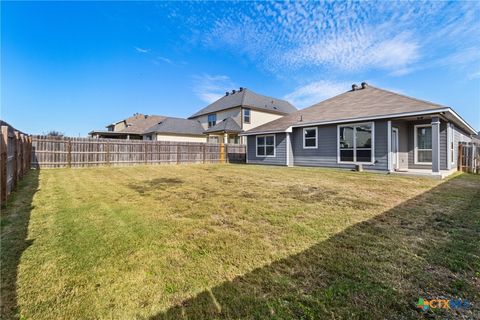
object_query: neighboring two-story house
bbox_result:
[90,88,297,144]
[188,87,297,144]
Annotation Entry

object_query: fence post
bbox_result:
[144,143,148,164]
[470,144,475,173]
[225,144,229,164]
[12,131,19,191]
[203,144,206,164]
[220,143,225,163]
[28,136,32,170]
[67,139,72,168]
[17,133,23,179]
[176,144,180,164]
[106,141,110,166]
[1,126,8,207]
[21,134,26,175]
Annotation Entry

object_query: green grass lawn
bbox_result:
[1,164,479,319]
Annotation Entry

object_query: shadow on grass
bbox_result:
[1,170,40,320]
[151,174,480,320]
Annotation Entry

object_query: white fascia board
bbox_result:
[241,108,477,136]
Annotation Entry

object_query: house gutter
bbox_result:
[241,108,477,136]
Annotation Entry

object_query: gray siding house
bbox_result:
[242,83,477,178]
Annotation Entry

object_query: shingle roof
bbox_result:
[188,88,297,118]
[116,115,168,134]
[143,117,204,135]
[244,85,451,134]
[203,117,242,133]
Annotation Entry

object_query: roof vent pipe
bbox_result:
[232,89,236,94]
[225,92,229,96]
[239,87,244,92]
[361,82,368,89]
[352,84,358,91]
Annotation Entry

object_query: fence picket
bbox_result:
[30,136,245,169]
[458,142,480,174]
[0,123,32,207]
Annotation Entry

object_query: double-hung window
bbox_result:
[338,122,374,163]
[414,124,432,164]
[243,108,251,124]
[303,127,318,148]
[208,114,217,128]
[256,135,275,157]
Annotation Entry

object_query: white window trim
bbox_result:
[337,122,375,165]
[243,108,251,124]
[208,114,217,128]
[414,124,433,165]
[303,127,318,149]
[256,134,276,157]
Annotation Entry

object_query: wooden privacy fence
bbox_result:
[1,123,32,207]
[31,136,246,168]
[458,142,479,174]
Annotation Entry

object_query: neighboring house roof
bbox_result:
[117,115,167,134]
[143,117,204,136]
[243,84,477,135]
[90,114,168,136]
[188,88,297,119]
[203,117,242,134]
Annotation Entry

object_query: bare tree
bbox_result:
[44,130,64,137]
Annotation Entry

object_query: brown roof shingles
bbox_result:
[244,85,448,134]
[117,115,167,134]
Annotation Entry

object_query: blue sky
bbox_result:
[2,1,479,136]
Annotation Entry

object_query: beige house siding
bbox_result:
[194,108,242,130]
[154,134,206,143]
[242,109,284,131]
[113,121,127,131]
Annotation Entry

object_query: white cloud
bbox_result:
[283,32,420,73]
[468,70,480,80]
[284,80,350,108]
[167,1,480,77]
[369,34,420,70]
[134,47,150,53]
[192,74,235,104]
[157,56,172,64]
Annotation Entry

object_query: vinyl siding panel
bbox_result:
[440,122,448,170]
[242,109,284,131]
[247,133,287,165]
[291,120,389,171]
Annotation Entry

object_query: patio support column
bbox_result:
[286,132,293,167]
[387,121,392,172]
[447,123,452,170]
[431,116,440,174]
[223,133,228,144]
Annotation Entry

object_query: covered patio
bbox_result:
[387,113,463,178]
[204,117,243,144]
